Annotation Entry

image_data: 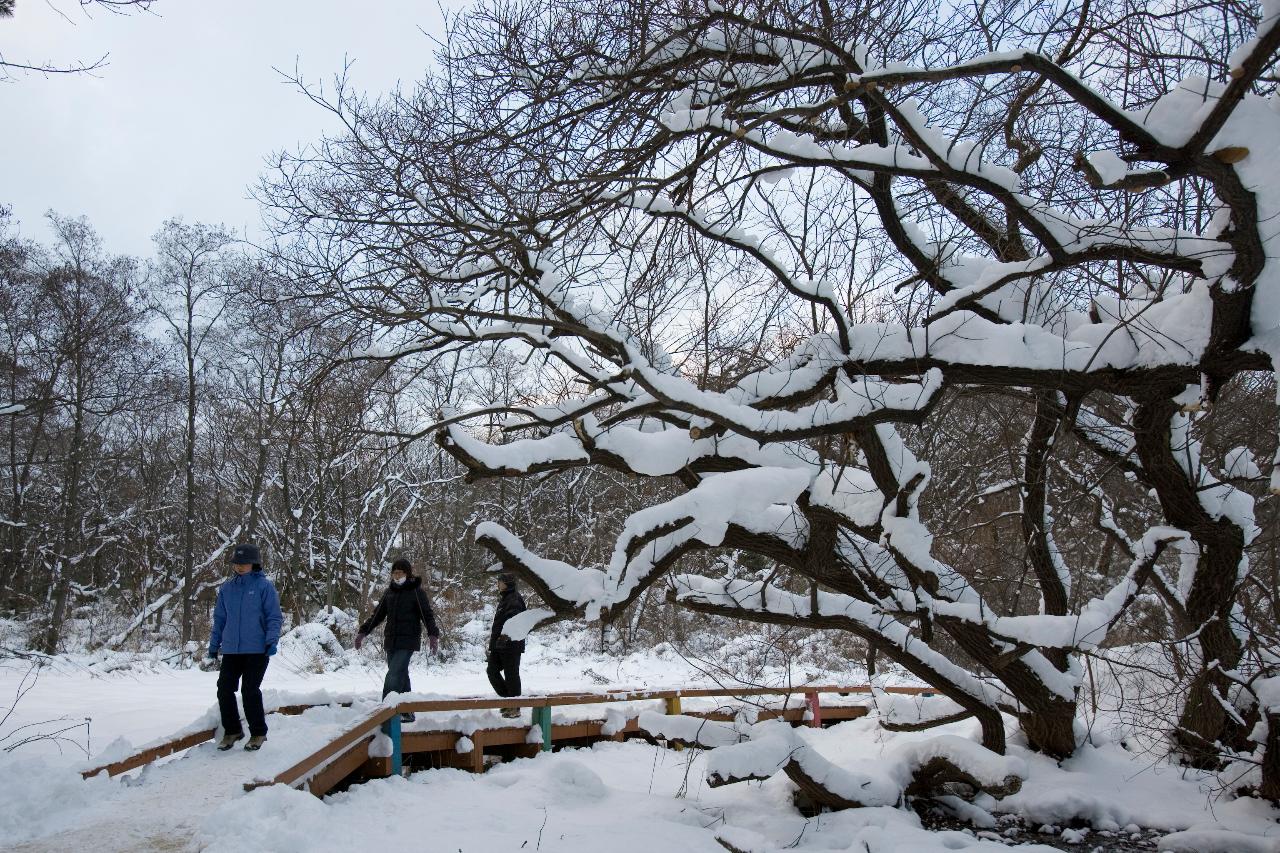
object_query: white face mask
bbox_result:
[392,576,406,586]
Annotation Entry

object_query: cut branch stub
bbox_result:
[1211,146,1249,164]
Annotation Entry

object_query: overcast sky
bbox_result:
[1,0,456,257]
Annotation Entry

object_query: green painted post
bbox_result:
[533,706,552,752]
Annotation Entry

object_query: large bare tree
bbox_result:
[266,0,1280,798]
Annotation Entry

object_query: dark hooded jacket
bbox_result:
[490,586,527,653]
[359,576,440,652]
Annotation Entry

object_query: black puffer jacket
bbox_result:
[359,576,440,652]
[490,587,527,653]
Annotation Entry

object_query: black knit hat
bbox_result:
[230,543,261,565]
[390,558,413,575]
[497,572,517,588]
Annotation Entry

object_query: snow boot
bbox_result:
[216,732,244,751]
[243,735,267,751]
[400,712,416,723]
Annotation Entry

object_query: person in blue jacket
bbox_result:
[206,543,282,751]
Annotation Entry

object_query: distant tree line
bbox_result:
[0,207,692,656]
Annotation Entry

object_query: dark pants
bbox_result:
[383,648,413,699]
[487,647,522,698]
[217,653,270,737]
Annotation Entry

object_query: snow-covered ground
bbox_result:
[1,624,1277,852]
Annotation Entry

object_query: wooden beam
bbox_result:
[402,731,461,753]
[277,701,353,716]
[304,736,375,797]
[820,706,869,722]
[469,727,527,747]
[81,727,216,779]
[80,698,359,780]
[244,706,397,791]
[549,720,605,740]
[361,755,393,779]
[395,684,897,715]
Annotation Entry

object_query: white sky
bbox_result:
[1,0,456,257]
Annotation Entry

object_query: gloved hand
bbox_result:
[266,642,277,657]
[200,654,220,672]
[428,636,439,655]
[354,633,366,651]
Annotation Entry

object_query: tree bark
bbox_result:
[1132,395,1248,766]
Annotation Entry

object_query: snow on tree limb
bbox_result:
[266,0,1280,770]
[706,722,1025,807]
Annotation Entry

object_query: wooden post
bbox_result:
[805,691,822,728]
[381,714,402,776]
[532,706,553,752]
[665,695,683,751]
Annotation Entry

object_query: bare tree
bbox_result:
[148,219,235,643]
[265,0,1280,798]
[36,214,154,653]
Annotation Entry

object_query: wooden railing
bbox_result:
[79,700,354,779]
[248,683,934,795]
[78,683,937,794]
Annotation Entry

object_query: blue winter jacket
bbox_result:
[208,569,282,656]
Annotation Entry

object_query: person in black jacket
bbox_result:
[487,573,526,718]
[355,558,440,722]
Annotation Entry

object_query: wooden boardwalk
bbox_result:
[85,684,935,798]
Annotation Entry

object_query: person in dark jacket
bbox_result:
[355,558,440,722]
[207,543,282,752]
[487,573,526,718]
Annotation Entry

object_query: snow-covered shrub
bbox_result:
[279,622,352,674]
[312,606,358,638]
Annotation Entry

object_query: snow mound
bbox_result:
[201,783,330,853]
[1157,829,1280,853]
[715,825,774,853]
[997,742,1226,831]
[546,759,608,801]
[0,752,105,843]
[91,735,137,766]
[873,690,966,729]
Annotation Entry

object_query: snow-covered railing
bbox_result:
[80,697,356,779]
[246,683,933,795]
